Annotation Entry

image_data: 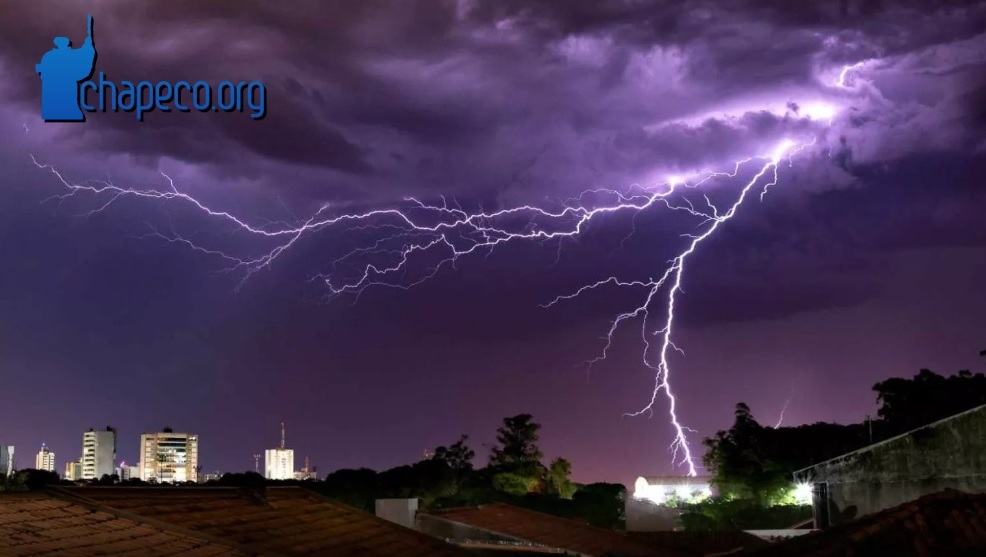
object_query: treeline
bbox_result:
[688,350,986,530]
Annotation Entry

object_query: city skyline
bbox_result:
[0,1,984,488]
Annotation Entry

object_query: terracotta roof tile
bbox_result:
[0,492,267,557]
[423,503,693,557]
[749,490,986,556]
[627,531,770,556]
[56,486,470,557]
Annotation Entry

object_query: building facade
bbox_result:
[81,427,117,480]
[627,475,715,531]
[115,463,140,481]
[0,445,14,477]
[139,428,199,483]
[35,444,56,472]
[795,403,986,528]
[64,460,82,481]
[265,448,294,480]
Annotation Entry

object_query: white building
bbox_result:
[627,475,716,532]
[265,448,294,480]
[64,460,82,481]
[265,422,295,480]
[115,461,140,481]
[633,475,714,505]
[0,445,14,477]
[35,444,56,472]
[139,428,199,483]
[82,427,117,480]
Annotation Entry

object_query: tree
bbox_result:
[215,471,266,489]
[703,403,797,505]
[433,435,475,475]
[546,458,576,499]
[95,473,120,486]
[0,469,60,491]
[490,414,543,467]
[874,367,986,434]
[571,483,626,529]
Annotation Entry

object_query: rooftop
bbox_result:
[55,486,469,557]
[422,502,693,557]
[627,531,770,556]
[0,491,267,556]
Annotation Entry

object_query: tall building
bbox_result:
[81,427,117,480]
[35,444,56,472]
[64,460,82,481]
[265,422,294,480]
[0,445,14,477]
[139,428,199,483]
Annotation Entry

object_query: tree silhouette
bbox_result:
[874,367,986,434]
[433,435,475,475]
[490,414,543,466]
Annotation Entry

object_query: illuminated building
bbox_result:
[265,422,295,480]
[35,444,56,472]
[633,475,714,505]
[64,460,82,481]
[115,461,140,481]
[81,427,117,480]
[0,445,14,477]
[293,455,317,481]
[139,428,199,483]
[627,475,715,531]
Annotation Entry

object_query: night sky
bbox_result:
[1,1,985,488]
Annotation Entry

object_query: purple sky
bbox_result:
[0,1,985,488]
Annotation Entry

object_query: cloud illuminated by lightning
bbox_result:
[30,63,863,477]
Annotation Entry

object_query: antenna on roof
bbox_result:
[280,421,286,450]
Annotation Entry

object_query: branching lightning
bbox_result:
[31,63,863,476]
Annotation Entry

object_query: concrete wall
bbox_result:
[625,497,681,531]
[795,404,986,524]
[415,514,525,544]
[375,498,418,530]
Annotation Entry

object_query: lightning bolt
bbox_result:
[30,63,863,477]
[836,61,866,88]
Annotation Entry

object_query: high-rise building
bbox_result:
[264,422,294,480]
[0,445,14,477]
[139,428,199,483]
[35,444,56,472]
[64,460,82,481]
[81,427,117,480]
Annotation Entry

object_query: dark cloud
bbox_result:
[0,0,980,192]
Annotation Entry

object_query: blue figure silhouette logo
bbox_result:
[36,14,97,122]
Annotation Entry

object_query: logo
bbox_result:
[37,15,267,122]
[36,15,97,122]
